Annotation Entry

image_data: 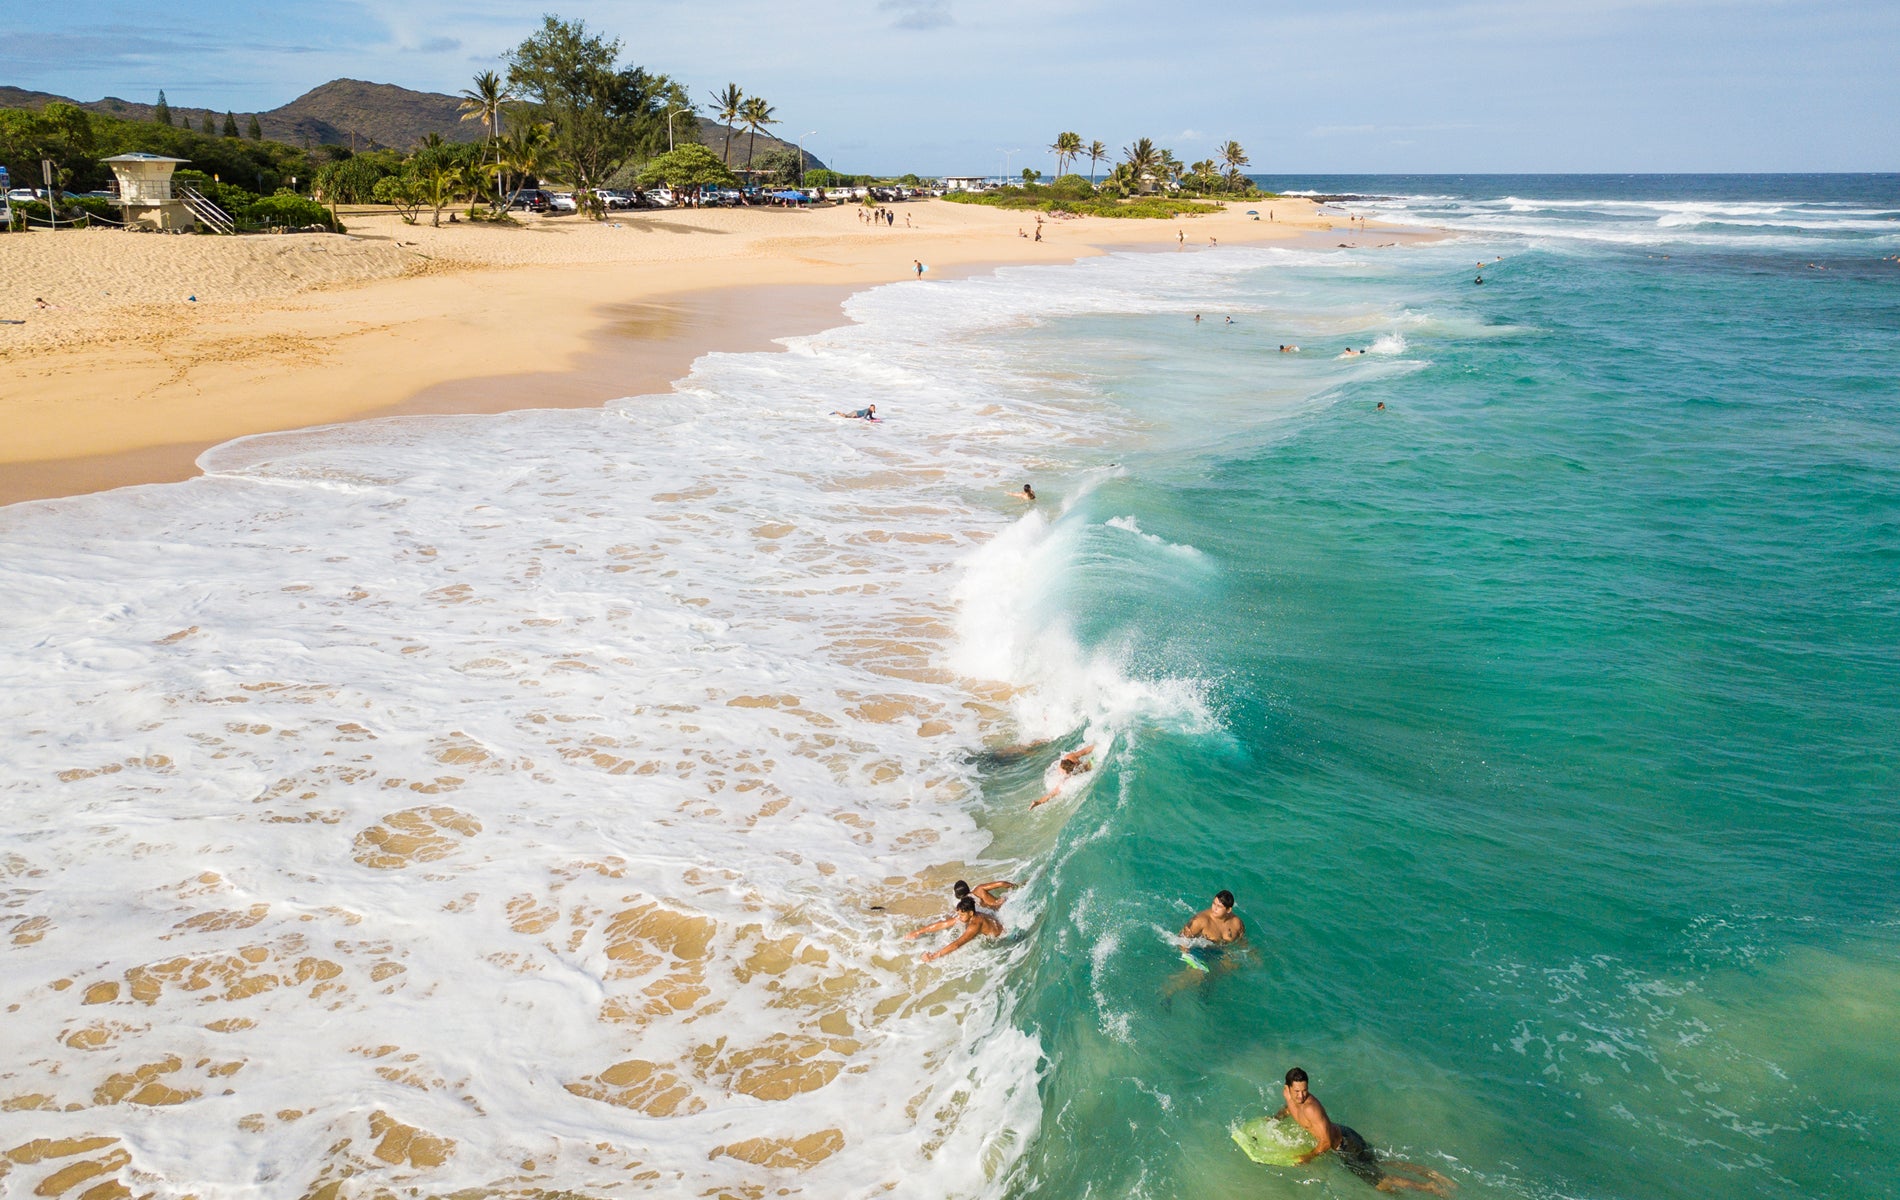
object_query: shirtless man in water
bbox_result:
[914,897,1002,962]
[1032,744,1095,807]
[1276,1068,1454,1194]
[1181,890,1245,943]
[907,879,1017,942]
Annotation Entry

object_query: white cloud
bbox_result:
[878,0,954,30]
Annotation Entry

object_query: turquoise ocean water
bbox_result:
[1,176,1894,1199]
[984,175,1900,1199]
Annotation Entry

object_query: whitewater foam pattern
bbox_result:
[0,252,1240,1197]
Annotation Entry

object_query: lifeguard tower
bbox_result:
[102,153,233,232]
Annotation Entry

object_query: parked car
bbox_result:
[507,188,554,212]
[7,188,41,204]
[549,192,578,213]
[591,189,632,211]
[641,189,675,209]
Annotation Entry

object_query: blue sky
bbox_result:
[4,0,1895,173]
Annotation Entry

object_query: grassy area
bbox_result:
[942,187,1228,219]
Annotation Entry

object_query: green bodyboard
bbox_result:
[1231,1115,1316,1166]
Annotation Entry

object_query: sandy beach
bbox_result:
[0,196,1375,505]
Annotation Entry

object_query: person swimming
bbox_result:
[1170,889,1246,982]
[1275,1068,1454,1194]
[1011,483,1036,501]
[913,897,1003,962]
[1032,744,1096,807]
[831,404,877,419]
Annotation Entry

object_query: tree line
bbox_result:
[5,13,811,228]
[1043,131,1255,196]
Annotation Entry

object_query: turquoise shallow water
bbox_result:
[986,178,1900,1199]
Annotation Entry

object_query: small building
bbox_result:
[942,175,990,192]
[102,153,195,231]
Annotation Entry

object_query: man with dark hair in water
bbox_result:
[914,896,1002,962]
[907,879,1017,943]
[830,403,876,419]
[1277,1068,1454,1194]
[1032,743,1095,807]
[1181,890,1245,944]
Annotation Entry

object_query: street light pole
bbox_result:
[998,147,1020,186]
[798,130,817,187]
[665,107,690,152]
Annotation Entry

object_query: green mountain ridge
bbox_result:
[0,79,822,168]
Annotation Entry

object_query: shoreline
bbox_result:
[0,199,1427,506]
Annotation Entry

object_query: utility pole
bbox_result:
[798,130,816,187]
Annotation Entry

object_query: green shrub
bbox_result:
[941,188,1223,219]
[244,192,335,230]
[10,198,111,225]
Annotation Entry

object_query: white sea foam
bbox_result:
[0,246,1275,1198]
[1103,516,1204,560]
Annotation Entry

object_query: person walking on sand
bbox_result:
[1033,744,1096,807]
[1178,229,1185,246]
[914,897,1003,962]
[914,259,924,280]
[1275,1069,1455,1194]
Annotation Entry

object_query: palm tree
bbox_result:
[1122,137,1160,192]
[740,96,779,178]
[500,122,553,195]
[1049,131,1082,179]
[710,83,745,166]
[1156,148,1183,191]
[1220,139,1251,192]
[460,70,515,206]
[1086,139,1107,184]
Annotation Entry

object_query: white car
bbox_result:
[7,188,39,204]
[549,192,578,213]
[643,189,675,208]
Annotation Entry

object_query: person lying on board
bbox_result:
[907,879,1019,941]
[1032,744,1096,807]
[831,404,878,420]
[914,897,1003,962]
[1276,1068,1455,1194]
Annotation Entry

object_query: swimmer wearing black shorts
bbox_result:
[1276,1068,1454,1195]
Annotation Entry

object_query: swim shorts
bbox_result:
[1335,1126,1384,1187]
